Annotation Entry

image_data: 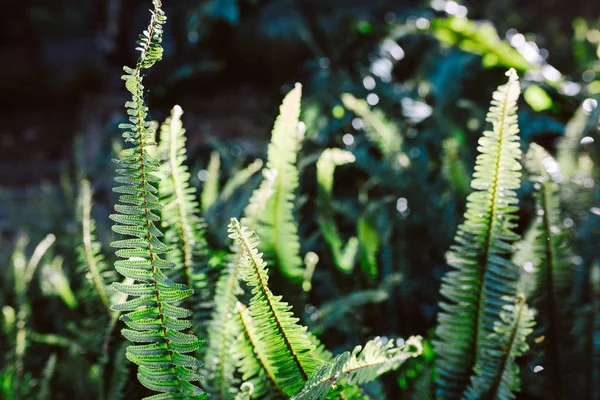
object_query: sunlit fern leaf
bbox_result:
[109,2,206,398]
[201,151,221,213]
[255,84,305,282]
[234,302,285,399]
[76,180,116,313]
[157,105,210,333]
[316,148,359,273]
[464,300,535,400]
[40,255,78,309]
[228,218,321,396]
[341,93,407,166]
[291,336,422,400]
[524,143,576,398]
[434,69,523,399]
[357,216,379,279]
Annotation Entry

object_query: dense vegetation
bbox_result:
[1,0,599,399]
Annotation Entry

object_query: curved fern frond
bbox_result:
[157,105,209,329]
[109,2,206,398]
[316,149,359,273]
[524,143,576,398]
[291,336,422,400]
[463,300,535,400]
[434,69,523,398]
[77,179,115,313]
[228,217,321,396]
[255,84,305,282]
[220,159,264,202]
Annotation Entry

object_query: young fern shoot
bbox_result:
[434,69,523,399]
[109,2,206,398]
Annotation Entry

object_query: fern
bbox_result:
[524,143,575,398]
[341,93,407,166]
[234,302,285,399]
[201,151,221,212]
[255,84,305,282]
[228,217,323,396]
[157,105,209,329]
[316,148,359,273]
[434,69,523,398]
[76,180,115,313]
[291,336,422,400]
[202,251,244,398]
[463,300,535,400]
[109,2,206,398]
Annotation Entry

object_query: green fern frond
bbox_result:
[228,217,322,396]
[341,93,407,166]
[77,180,115,313]
[201,151,221,212]
[291,336,422,400]
[524,143,576,398]
[357,217,379,279]
[157,105,209,330]
[234,302,285,399]
[220,159,264,202]
[40,255,78,309]
[316,148,359,273]
[202,251,244,399]
[463,300,535,400]
[255,84,305,282]
[109,2,206,398]
[434,69,523,398]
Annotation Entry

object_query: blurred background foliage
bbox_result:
[1,0,600,398]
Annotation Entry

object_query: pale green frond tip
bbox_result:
[505,68,518,80]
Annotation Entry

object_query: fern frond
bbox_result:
[202,251,244,399]
[77,180,114,313]
[234,302,285,399]
[109,2,206,398]
[40,255,78,309]
[316,149,359,273]
[464,300,535,400]
[291,336,422,400]
[220,159,264,202]
[341,93,406,165]
[434,69,523,398]
[255,84,305,282]
[201,151,221,212]
[157,105,209,330]
[228,217,322,396]
[524,143,575,398]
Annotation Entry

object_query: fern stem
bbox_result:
[236,224,310,381]
[236,303,286,398]
[80,181,112,313]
